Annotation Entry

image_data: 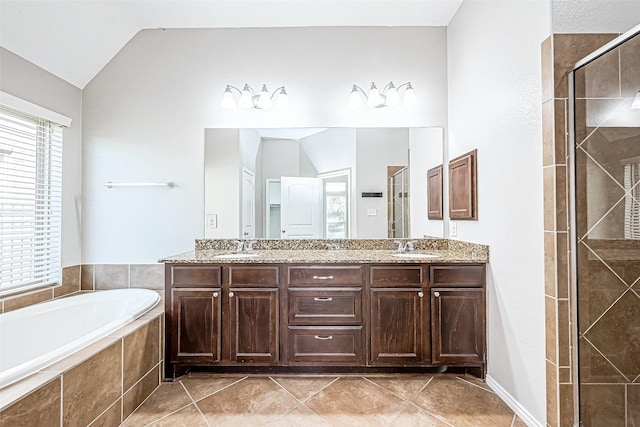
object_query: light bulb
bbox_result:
[258,84,272,109]
[632,91,640,110]
[385,82,400,107]
[403,83,417,107]
[349,85,364,109]
[221,86,236,109]
[238,84,253,109]
[367,82,381,107]
[277,88,289,109]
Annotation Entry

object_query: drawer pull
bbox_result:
[418,291,424,298]
[314,335,333,340]
[213,292,219,298]
[312,275,334,280]
[434,291,440,297]
[313,297,333,302]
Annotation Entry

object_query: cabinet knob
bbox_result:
[434,291,440,297]
[213,292,219,298]
[418,291,424,298]
[229,292,235,297]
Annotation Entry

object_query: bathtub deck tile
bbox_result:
[39,334,121,375]
[88,398,123,427]
[123,317,161,391]
[0,372,61,412]
[0,376,61,427]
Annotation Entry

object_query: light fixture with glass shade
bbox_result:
[221,84,288,110]
[632,90,640,110]
[349,81,417,109]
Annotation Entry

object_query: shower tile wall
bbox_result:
[574,33,640,426]
[541,33,618,427]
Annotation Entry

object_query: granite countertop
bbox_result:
[159,238,488,264]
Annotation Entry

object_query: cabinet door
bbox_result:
[170,288,222,365]
[431,288,484,364]
[229,288,279,364]
[370,288,427,365]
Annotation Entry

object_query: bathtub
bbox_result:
[0,288,160,388]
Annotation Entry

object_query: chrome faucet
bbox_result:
[234,240,257,253]
[394,240,416,252]
[234,240,245,253]
[244,240,257,252]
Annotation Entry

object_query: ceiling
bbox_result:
[0,0,463,89]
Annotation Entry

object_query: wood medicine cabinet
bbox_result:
[448,149,477,220]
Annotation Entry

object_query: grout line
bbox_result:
[268,375,336,426]
[60,376,64,427]
[87,395,122,427]
[580,287,633,338]
[575,97,629,149]
[362,376,416,404]
[187,375,248,403]
[455,376,494,394]
[180,381,212,427]
[511,413,516,427]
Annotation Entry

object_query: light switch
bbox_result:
[449,221,457,237]
[207,214,218,229]
[367,209,377,216]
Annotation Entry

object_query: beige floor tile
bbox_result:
[389,403,452,426]
[512,414,529,426]
[266,404,330,427]
[122,382,192,426]
[365,375,432,401]
[271,376,339,401]
[411,376,514,427]
[148,404,208,427]
[196,377,300,426]
[181,374,246,401]
[304,377,409,427]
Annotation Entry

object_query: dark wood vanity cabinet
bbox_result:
[165,262,485,379]
[369,265,428,365]
[429,265,485,366]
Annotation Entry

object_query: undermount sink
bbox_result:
[214,253,260,259]
[392,253,439,259]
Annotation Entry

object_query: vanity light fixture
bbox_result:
[632,90,640,110]
[221,84,288,110]
[349,81,417,109]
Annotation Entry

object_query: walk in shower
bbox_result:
[570,27,640,426]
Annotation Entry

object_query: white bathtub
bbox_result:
[0,288,160,388]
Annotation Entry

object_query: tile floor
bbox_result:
[123,374,526,427]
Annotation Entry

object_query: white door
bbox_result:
[280,176,321,238]
[241,168,255,239]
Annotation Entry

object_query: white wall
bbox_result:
[204,129,241,238]
[409,127,444,238]
[355,128,409,238]
[0,47,83,267]
[81,27,448,262]
[447,1,551,425]
[552,0,640,33]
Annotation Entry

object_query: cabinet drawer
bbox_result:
[429,265,484,287]
[369,265,422,287]
[288,288,362,325]
[169,265,221,287]
[288,326,364,364]
[229,265,279,286]
[288,266,364,286]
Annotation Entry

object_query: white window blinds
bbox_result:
[0,105,63,295]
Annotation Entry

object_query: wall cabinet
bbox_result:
[165,262,485,379]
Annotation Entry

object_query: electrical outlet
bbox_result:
[367,209,377,216]
[207,214,218,229]
[449,221,457,237]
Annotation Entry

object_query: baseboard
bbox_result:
[486,374,544,427]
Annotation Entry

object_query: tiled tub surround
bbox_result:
[0,303,163,426]
[0,263,164,314]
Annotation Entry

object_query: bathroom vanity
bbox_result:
[160,239,488,380]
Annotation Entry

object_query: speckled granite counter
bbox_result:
[159,238,488,264]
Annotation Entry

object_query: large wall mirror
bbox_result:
[204,127,445,239]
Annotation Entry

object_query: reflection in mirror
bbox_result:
[204,127,444,239]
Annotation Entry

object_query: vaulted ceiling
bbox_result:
[0,0,463,89]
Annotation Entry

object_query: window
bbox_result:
[0,106,63,295]
[323,175,350,239]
